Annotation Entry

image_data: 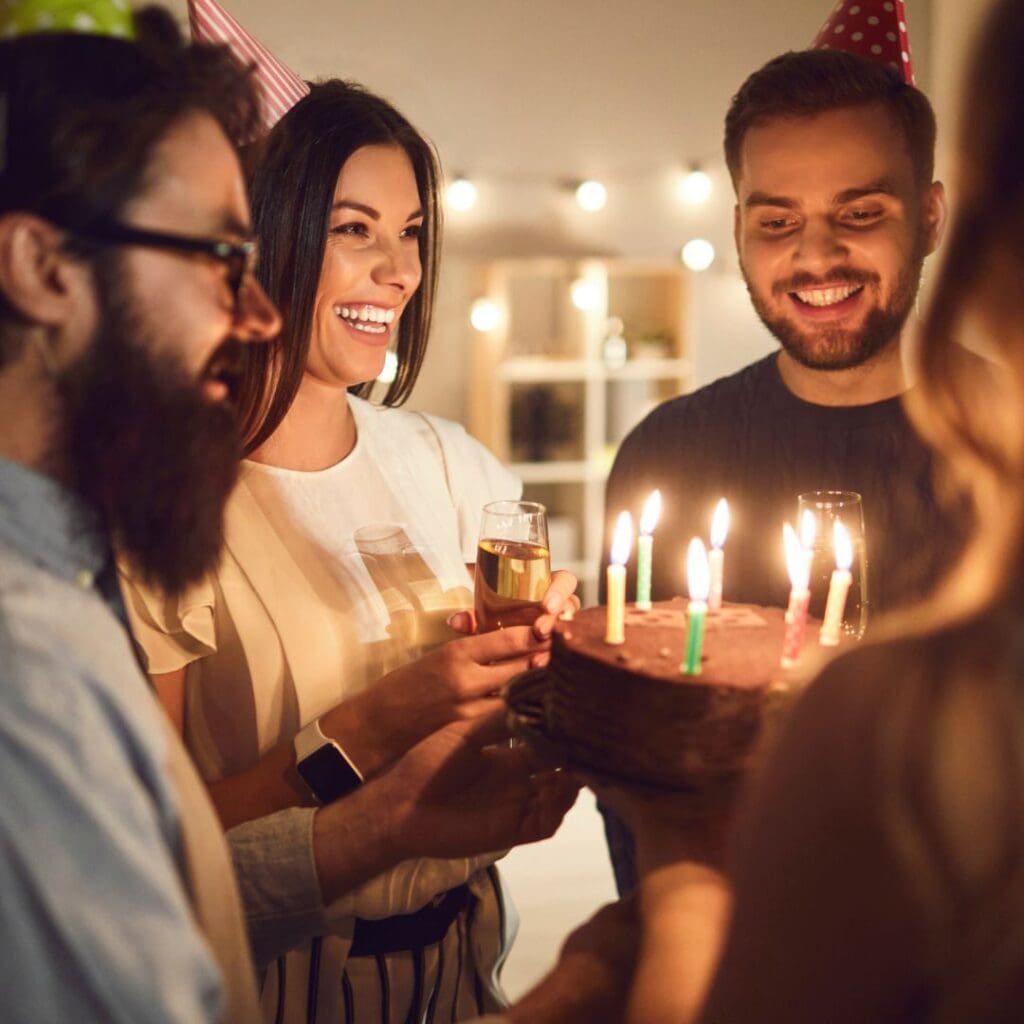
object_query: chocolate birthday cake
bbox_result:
[508,599,821,791]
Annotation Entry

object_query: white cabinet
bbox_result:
[469,259,691,604]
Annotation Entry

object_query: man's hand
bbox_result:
[322,626,548,777]
[384,712,580,862]
[312,713,578,905]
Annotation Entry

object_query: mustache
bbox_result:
[773,266,880,296]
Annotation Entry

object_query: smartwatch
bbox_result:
[294,719,364,804]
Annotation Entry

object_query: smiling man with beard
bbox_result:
[600,48,968,897]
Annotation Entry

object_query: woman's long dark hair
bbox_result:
[237,80,442,453]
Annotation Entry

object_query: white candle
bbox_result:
[635,490,662,611]
[819,521,853,646]
[707,498,729,612]
[605,511,633,644]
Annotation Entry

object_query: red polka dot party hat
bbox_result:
[812,0,915,84]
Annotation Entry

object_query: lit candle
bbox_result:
[781,523,811,668]
[819,521,853,646]
[605,511,633,645]
[681,538,710,675]
[707,498,730,612]
[635,490,662,611]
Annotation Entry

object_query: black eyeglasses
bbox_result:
[71,222,258,317]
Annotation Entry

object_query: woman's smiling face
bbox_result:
[306,143,423,390]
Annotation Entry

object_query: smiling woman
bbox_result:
[119,76,579,1024]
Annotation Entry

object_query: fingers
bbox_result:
[541,570,579,617]
[458,624,548,664]
[446,609,476,635]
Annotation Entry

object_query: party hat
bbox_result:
[0,0,134,39]
[188,0,309,133]
[812,0,915,85]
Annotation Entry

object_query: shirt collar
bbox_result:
[0,457,108,588]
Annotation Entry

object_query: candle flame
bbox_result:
[834,520,853,571]
[687,537,710,601]
[611,511,633,566]
[784,523,810,592]
[800,509,817,550]
[639,490,662,536]
[710,498,730,549]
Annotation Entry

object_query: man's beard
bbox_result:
[743,235,927,372]
[57,264,244,597]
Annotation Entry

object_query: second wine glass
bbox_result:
[797,490,869,639]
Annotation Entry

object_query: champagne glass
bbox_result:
[474,500,551,631]
[797,490,869,640]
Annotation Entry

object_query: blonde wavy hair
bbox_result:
[906,0,1024,623]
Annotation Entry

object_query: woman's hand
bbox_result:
[322,625,550,778]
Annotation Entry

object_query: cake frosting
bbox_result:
[524,598,821,791]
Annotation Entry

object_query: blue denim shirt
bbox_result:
[0,458,224,1022]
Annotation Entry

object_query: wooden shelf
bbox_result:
[468,258,692,609]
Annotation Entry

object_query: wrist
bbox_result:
[311,779,404,904]
[319,694,389,778]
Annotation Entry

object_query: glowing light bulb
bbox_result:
[469,298,501,332]
[575,180,607,212]
[681,238,715,272]
[570,278,601,312]
[446,177,477,212]
[679,168,713,204]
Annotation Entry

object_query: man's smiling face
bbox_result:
[734,102,944,371]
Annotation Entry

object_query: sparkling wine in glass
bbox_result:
[474,500,551,631]
[797,490,869,640]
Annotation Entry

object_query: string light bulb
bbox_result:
[570,278,601,312]
[446,176,478,212]
[574,180,607,212]
[681,238,715,272]
[469,297,501,332]
[679,166,713,204]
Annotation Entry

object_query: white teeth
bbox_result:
[332,304,397,326]
[794,285,861,307]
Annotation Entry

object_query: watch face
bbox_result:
[297,744,361,803]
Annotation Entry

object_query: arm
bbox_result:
[231,713,579,965]
[151,625,552,829]
[0,666,223,1023]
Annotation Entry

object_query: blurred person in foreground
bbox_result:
[0,6,576,1021]
[500,0,1024,1020]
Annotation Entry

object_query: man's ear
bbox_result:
[922,181,948,255]
[0,213,88,328]
[733,203,742,254]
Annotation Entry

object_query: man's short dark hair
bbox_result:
[0,6,259,241]
[724,49,937,189]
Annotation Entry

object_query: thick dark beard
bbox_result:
[744,235,927,372]
[57,262,244,597]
